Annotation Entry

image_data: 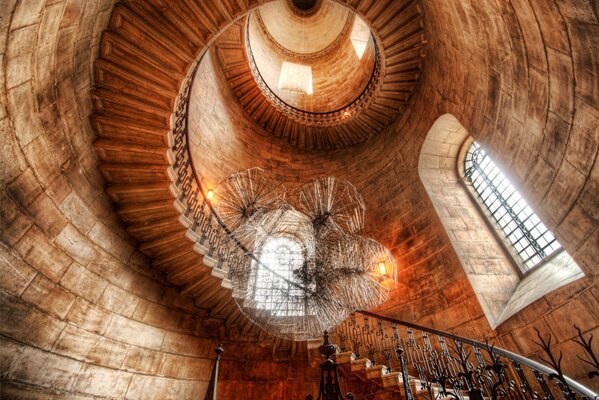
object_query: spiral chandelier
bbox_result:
[212,168,395,340]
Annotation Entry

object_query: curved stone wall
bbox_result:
[248,10,376,112]
[1,0,598,397]
[0,1,320,398]
[257,0,349,54]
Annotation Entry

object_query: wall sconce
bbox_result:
[206,189,214,201]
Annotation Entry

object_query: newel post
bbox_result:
[205,344,224,400]
[306,331,354,400]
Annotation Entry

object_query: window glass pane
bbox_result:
[252,236,305,316]
[464,141,563,272]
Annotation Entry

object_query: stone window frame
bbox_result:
[459,138,563,277]
[419,114,584,329]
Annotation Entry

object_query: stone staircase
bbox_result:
[304,327,442,399]
[318,311,599,400]
[336,350,416,395]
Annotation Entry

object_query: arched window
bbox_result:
[464,141,562,273]
[253,236,305,316]
[419,114,583,328]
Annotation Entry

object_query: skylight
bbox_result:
[278,61,313,95]
[350,15,370,60]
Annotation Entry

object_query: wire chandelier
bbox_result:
[213,168,395,340]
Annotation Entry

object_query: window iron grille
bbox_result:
[464,141,562,272]
[252,236,306,316]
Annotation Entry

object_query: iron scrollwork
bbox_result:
[331,312,598,400]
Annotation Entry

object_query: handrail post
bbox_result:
[306,331,354,400]
[396,345,414,400]
[205,344,224,400]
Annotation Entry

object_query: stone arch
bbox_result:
[418,114,584,328]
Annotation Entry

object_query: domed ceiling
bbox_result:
[258,0,350,55]
[211,0,426,150]
[248,2,376,113]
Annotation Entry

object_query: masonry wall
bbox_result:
[1,0,598,397]
[0,1,322,399]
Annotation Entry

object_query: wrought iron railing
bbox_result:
[169,58,247,282]
[331,311,598,400]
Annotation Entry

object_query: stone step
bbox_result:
[350,358,372,372]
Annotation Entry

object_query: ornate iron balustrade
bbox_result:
[331,311,598,400]
[169,58,247,281]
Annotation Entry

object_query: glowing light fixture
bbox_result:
[278,61,313,95]
[378,262,387,276]
[350,15,370,60]
[206,189,214,201]
[214,169,396,340]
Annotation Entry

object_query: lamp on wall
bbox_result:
[206,189,214,201]
[378,261,387,276]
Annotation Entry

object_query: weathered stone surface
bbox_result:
[0,292,64,350]
[0,117,27,183]
[14,226,72,282]
[87,251,136,290]
[0,190,32,247]
[0,242,37,295]
[88,222,133,263]
[55,223,97,266]
[99,284,140,317]
[160,354,213,380]
[126,375,208,400]
[58,193,97,235]
[105,314,165,349]
[122,346,165,375]
[161,331,212,358]
[6,342,82,392]
[21,274,76,319]
[53,325,129,369]
[65,297,113,335]
[1,0,598,397]
[73,364,132,398]
[60,263,108,303]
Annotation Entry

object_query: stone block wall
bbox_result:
[0,1,322,398]
[1,0,598,397]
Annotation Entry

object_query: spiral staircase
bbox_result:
[92,0,426,337]
[91,2,598,398]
